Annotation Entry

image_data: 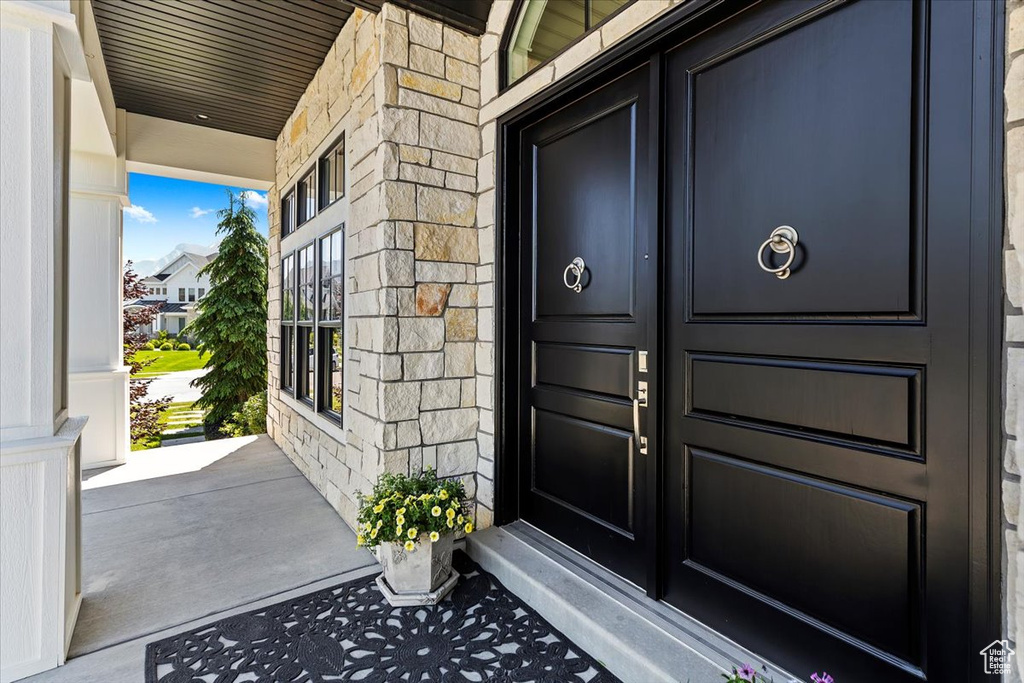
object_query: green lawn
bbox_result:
[134,350,207,377]
[131,401,208,451]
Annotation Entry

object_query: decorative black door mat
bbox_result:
[146,551,620,682]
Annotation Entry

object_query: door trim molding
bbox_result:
[492,0,1005,674]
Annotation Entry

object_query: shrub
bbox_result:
[220,392,266,438]
[159,342,174,351]
[176,343,191,351]
[142,341,155,351]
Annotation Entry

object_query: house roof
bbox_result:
[153,273,170,281]
[125,299,189,314]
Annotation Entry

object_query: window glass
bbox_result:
[282,253,295,321]
[297,327,314,402]
[178,287,185,301]
[198,287,205,299]
[298,243,315,322]
[319,229,345,321]
[282,190,295,236]
[188,288,196,302]
[281,326,294,392]
[506,0,629,85]
[319,136,345,209]
[320,327,343,417]
[297,170,316,225]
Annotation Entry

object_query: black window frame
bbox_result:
[280,252,296,395]
[297,169,317,227]
[317,226,345,423]
[281,188,296,237]
[318,134,346,210]
[499,0,636,91]
[295,241,316,405]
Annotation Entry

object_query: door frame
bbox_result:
[492,0,1005,675]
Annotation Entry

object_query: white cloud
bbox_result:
[124,204,157,224]
[189,206,213,218]
[240,190,268,209]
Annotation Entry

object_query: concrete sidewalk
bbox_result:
[144,368,208,403]
[26,435,377,683]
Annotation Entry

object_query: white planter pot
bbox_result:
[376,534,458,606]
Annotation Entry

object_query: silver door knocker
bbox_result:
[757,226,799,280]
[563,256,586,293]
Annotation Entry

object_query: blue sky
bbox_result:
[123,173,268,266]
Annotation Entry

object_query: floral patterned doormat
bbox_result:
[146,551,619,682]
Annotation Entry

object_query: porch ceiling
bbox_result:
[91,0,354,140]
[91,1,492,141]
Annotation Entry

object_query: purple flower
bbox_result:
[810,673,834,683]
[737,664,757,681]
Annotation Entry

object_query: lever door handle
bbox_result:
[634,381,648,455]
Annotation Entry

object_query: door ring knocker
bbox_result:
[757,226,799,280]
[563,257,586,293]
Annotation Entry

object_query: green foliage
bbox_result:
[142,341,155,350]
[159,342,174,351]
[183,191,268,428]
[220,392,267,437]
[176,343,191,351]
[356,470,471,551]
[156,329,170,343]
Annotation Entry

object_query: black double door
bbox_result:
[517,1,986,680]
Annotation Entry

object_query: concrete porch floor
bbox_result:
[25,434,377,683]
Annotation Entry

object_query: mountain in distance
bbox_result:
[129,241,220,277]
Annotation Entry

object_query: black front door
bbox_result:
[509,1,995,680]
[518,63,656,588]
[662,1,981,681]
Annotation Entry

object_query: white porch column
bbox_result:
[0,2,88,681]
[69,112,130,470]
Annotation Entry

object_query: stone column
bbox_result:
[68,112,130,469]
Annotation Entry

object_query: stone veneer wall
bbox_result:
[1006,1,1024,679]
[267,5,484,529]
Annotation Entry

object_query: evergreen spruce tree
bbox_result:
[185,191,268,431]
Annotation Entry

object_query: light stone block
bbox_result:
[421,408,479,445]
[420,112,481,157]
[409,12,443,50]
[399,317,446,352]
[405,352,445,380]
[445,342,476,378]
[442,26,479,63]
[437,440,479,476]
[409,44,446,77]
[420,379,462,410]
[416,187,477,228]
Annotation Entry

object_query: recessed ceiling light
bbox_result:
[195,114,209,121]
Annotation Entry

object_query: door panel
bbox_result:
[534,99,637,320]
[690,0,918,318]
[519,64,654,588]
[688,450,921,662]
[664,1,976,681]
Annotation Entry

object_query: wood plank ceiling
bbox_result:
[92,0,354,140]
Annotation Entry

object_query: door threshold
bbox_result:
[467,521,799,683]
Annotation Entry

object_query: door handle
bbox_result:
[634,381,648,455]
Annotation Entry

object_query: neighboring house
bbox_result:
[1,1,1021,683]
[126,250,215,337]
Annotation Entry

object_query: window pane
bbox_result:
[508,0,585,84]
[298,171,316,224]
[331,230,342,274]
[320,327,343,417]
[198,288,205,299]
[330,276,344,321]
[282,254,294,320]
[319,138,346,209]
[298,327,315,401]
[298,245,314,321]
[282,191,295,235]
[281,326,294,392]
[178,287,185,301]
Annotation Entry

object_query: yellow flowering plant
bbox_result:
[356,468,471,551]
